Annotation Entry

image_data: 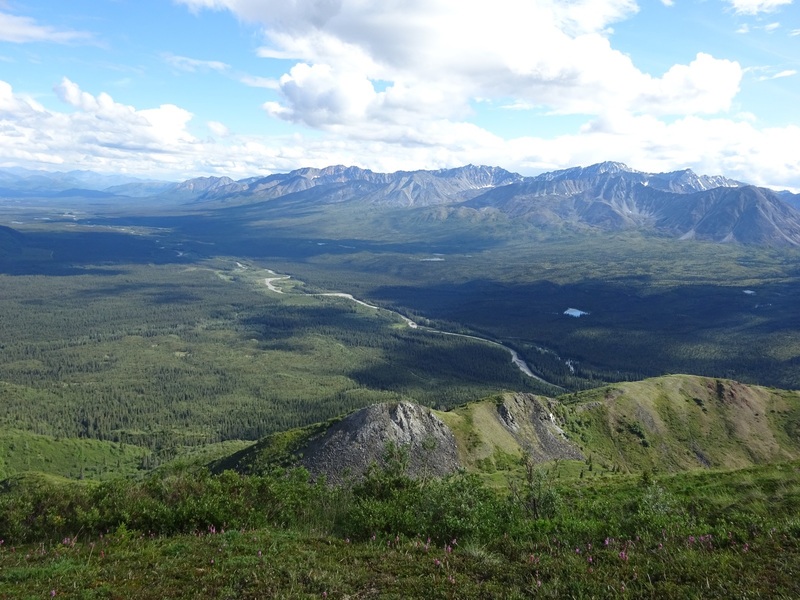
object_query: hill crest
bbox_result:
[212,375,800,481]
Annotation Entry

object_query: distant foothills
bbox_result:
[3,161,800,246]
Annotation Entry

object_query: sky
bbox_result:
[0,0,799,188]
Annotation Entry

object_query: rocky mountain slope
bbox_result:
[464,164,800,244]
[175,164,523,207]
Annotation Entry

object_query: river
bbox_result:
[262,269,560,388]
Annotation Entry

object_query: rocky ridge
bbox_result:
[214,395,585,483]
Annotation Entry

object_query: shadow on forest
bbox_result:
[365,276,800,387]
[3,209,501,276]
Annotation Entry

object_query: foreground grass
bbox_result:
[1,524,797,599]
[2,460,800,598]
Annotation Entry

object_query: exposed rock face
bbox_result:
[497,394,584,463]
[465,171,800,246]
[299,401,461,485]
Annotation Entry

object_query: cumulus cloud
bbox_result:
[183,0,741,136]
[0,11,91,43]
[263,63,378,127]
[0,78,201,172]
[636,53,741,114]
[2,76,800,189]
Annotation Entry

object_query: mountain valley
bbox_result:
[2,161,800,597]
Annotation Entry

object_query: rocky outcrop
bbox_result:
[212,396,586,483]
[496,394,584,463]
[298,401,461,485]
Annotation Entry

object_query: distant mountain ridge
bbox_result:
[176,161,799,246]
[0,168,171,198]
[3,162,800,245]
[175,164,523,207]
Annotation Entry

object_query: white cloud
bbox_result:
[725,0,793,15]
[207,121,230,137]
[636,53,741,115]
[2,78,201,171]
[0,79,44,115]
[163,53,230,73]
[190,0,740,136]
[263,63,378,127]
[537,113,800,189]
[239,74,279,89]
[763,21,780,31]
[2,76,800,190]
[758,69,797,80]
[0,11,91,43]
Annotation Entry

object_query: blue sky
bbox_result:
[0,0,799,188]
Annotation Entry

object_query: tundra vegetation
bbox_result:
[1,453,799,598]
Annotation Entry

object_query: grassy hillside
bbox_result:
[560,375,800,473]
[212,374,800,486]
[0,428,255,481]
[0,429,148,480]
[2,371,799,597]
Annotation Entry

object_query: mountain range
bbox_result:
[3,162,800,246]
